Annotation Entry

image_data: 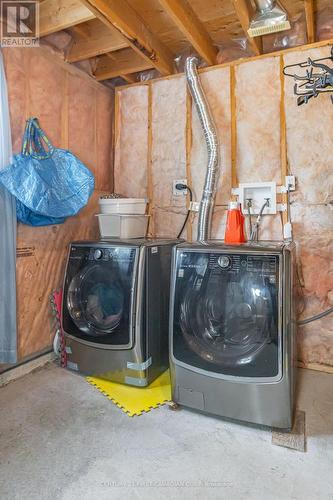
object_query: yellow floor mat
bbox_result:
[86,370,171,417]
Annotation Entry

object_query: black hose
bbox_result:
[297,305,333,326]
[177,186,193,239]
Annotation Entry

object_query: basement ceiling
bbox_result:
[38,0,333,86]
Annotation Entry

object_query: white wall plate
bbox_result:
[238,182,277,215]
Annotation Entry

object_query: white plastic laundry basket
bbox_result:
[99,198,147,215]
[96,214,149,239]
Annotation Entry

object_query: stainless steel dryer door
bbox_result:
[172,250,282,380]
[66,247,138,347]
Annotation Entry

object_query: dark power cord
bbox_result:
[175,183,193,239]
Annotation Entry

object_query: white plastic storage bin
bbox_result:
[96,214,149,239]
[99,197,147,215]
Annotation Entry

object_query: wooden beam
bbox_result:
[116,38,333,91]
[94,48,153,81]
[304,0,315,44]
[232,0,262,56]
[119,74,137,84]
[80,0,175,75]
[40,0,95,37]
[158,0,217,66]
[105,52,137,83]
[67,20,128,62]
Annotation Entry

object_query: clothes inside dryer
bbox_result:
[173,252,280,378]
[66,246,137,345]
[68,264,125,332]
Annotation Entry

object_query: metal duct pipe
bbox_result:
[185,57,219,242]
[248,0,290,37]
[254,0,276,12]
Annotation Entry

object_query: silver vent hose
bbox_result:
[185,57,219,242]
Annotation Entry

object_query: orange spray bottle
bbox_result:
[224,201,247,244]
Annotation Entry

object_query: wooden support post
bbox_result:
[304,0,315,44]
[113,89,121,192]
[185,90,193,242]
[147,84,155,237]
[280,55,288,228]
[230,66,238,193]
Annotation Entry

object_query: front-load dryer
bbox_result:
[169,241,297,429]
[62,239,177,386]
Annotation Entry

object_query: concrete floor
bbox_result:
[0,365,333,500]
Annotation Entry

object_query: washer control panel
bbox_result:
[178,251,278,277]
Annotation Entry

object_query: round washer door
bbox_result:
[173,251,280,378]
[67,262,126,338]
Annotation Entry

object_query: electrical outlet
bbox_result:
[173,179,188,196]
[285,175,296,191]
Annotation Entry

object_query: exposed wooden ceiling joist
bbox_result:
[79,0,175,75]
[158,0,217,66]
[94,48,154,81]
[231,0,262,56]
[119,73,137,84]
[104,53,138,83]
[40,0,95,37]
[67,20,128,62]
[304,0,315,44]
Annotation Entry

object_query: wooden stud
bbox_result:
[158,0,217,66]
[80,0,175,75]
[147,84,155,238]
[67,22,128,62]
[24,50,31,121]
[113,89,121,192]
[232,0,262,56]
[94,88,98,177]
[280,55,288,227]
[230,66,238,191]
[298,361,333,375]
[39,0,95,37]
[94,48,154,81]
[304,0,315,44]
[61,71,69,149]
[185,90,193,242]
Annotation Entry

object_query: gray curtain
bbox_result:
[0,50,17,364]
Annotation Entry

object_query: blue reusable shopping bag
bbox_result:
[0,118,95,226]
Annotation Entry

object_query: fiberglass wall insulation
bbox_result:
[1,47,113,363]
[284,47,333,366]
[115,45,333,367]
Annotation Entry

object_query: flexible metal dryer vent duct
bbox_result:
[185,57,219,242]
[248,0,290,38]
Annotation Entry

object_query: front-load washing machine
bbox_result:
[62,239,177,386]
[169,241,297,429]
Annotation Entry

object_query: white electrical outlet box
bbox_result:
[238,182,277,215]
[285,175,296,191]
[173,179,188,196]
[189,201,200,212]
